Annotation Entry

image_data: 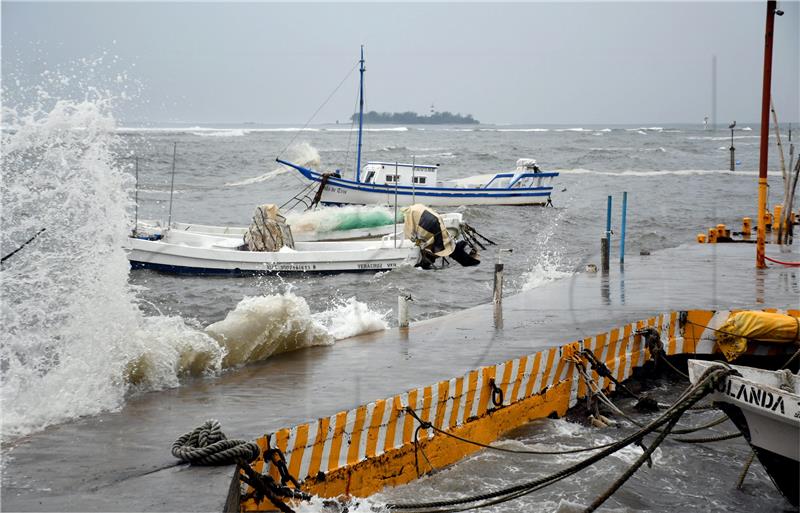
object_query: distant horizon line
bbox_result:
[115,120,797,128]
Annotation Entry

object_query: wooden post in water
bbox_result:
[398,295,410,328]
[756,0,777,269]
[493,249,511,328]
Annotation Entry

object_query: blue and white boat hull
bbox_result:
[278,160,557,207]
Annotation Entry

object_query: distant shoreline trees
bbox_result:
[350,110,480,125]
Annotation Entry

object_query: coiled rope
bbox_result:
[171,419,260,466]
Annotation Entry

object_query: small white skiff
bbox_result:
[688,359,799,506]
[126,230,420,274]
[136,220,405,243]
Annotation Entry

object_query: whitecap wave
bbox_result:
[225,142,320,186]
[557,168,756,177]
[192,129,246,137]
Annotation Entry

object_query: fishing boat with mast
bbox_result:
[277,47,559,207]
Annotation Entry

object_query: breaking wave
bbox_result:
[205,293,387,368]
[225,142,320,186]
[0,96,385,441]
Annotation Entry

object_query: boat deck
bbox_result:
[3,243,799,511]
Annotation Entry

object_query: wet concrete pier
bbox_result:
[2,243,798,512]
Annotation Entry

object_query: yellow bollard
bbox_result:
[774,204,783,231]
[697,233,706,243]
[791,211,796,225]
[716,224,727,238]
[707,228,717,243]
[742,217,752,237]
[764,211,773,232]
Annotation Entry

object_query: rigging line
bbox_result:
[343,84,359,178]
[276,61,358,160]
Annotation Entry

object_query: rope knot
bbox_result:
[171,419,260,466]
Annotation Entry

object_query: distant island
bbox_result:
[350,110,479,125]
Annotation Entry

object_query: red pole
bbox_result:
[756,0,777,269]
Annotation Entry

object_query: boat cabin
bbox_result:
[361,161,439,187]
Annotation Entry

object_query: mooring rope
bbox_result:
[1,228,46,265]
[575,362,733,439]
[404,407,620,456]
[763,254,800,267]
[171,419,260,466]
[385,365,734,512]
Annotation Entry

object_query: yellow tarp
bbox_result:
[403,204,455,257]
[715,311,800,361]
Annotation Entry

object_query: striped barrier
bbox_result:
[232,308,799,511]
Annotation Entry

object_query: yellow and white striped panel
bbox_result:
[252,311,680,490]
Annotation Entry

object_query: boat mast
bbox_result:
[756,1,778,268]
[356,45,365,183]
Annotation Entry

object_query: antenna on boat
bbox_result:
[167,142,177,231]
[411,155,416,204]
[355,45,365,183]
[394,161,399,248]
[133,156,139,235]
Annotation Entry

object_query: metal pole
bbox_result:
[730,125,736,171]
[602,195,612,273]
[756,1,777,269]
[711,55,717,131]
[355,46,365,183]
[394,162,399,249]
[620,191,628,264]
[411,155,416,205]
[134,156,139,234]
[167,142,177,230]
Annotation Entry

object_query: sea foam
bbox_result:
[0,98,386,441]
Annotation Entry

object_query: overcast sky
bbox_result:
[3,1,798,125]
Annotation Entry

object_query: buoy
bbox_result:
[716,224,726,238]
[707,228,717,243]
[765,211,773,232]
[697,233,706,243]
[597,414,616,427]
[742,217,752,238]
[588,414,609,428]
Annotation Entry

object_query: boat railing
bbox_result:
[482,172,559,189]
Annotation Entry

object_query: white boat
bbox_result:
[135,211,464,243]
[278,47,558,207]
[688,359,799,506]
[126,205,480,275]
[126,229,420,274]
[136,220,406,243]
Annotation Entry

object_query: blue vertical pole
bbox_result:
[606,195,612,236]
[355,46,365,183]
[620,191,628,264]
